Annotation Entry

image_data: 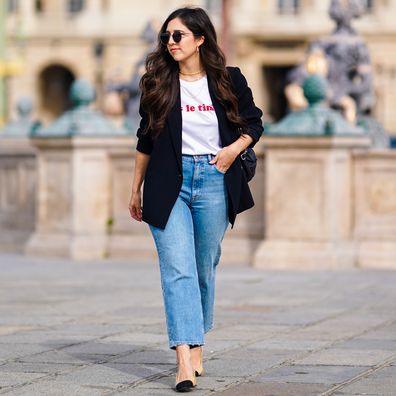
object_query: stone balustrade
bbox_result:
[1,135,395,268]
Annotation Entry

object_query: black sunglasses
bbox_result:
[160,30,194,45]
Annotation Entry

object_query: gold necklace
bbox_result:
[180,77,207,100]
[180,74,206,82]
[179,69,204,76]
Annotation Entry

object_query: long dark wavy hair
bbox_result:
[139,7,246,137]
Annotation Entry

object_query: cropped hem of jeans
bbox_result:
[170,341,204,350]
[204,324,214,334]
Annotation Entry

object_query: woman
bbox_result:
[129,6,263,392]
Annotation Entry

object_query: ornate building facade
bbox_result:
[2,1,396,267]
[2,0,396,135]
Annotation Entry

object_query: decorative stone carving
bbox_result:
[269,75,365,135]
[284,0,389,147]
[34,79,129,137]
[0,97,40,136]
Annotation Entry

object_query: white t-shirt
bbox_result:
[180,75,222,155]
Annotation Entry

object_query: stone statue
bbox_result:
[0,97,41,136]
[269,74,364,135]
[106,20,159,131]
[33,79,129,137]
[286,0,374,123]
[284,0,388,147]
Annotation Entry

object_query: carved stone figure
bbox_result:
[286,0,374,122]
[284,0,388,147]
[269,74,364,135]
[34,79,128,137]
[0,97,41,136]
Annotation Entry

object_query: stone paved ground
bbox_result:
[0,254,395,396]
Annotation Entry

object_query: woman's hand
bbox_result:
[129,151,150,222]
[129,191,143,222]
[209,145,240,173]
[210,134,254,173]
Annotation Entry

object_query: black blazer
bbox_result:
[136,66,263,229]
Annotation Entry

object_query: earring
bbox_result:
[196,46,199,53]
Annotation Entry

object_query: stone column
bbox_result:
[353,150,396,268]
[25,136,133,260]
[25,78,131,260]
[253,135,371,269]
[0,138,36,252]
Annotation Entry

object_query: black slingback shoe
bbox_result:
[175,369,197,392]
[176,379,194,392]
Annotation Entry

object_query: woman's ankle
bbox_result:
[190,346,202,362]
[176,344,192,366]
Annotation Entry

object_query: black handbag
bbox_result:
[239,147,257,182]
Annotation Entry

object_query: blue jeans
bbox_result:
[149,154,229,350]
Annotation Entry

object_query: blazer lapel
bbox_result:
[207,76,230,146]
[166,83,182,172]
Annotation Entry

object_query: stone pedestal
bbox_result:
[353,151,396,268]
[253,135,371,269]
[25,136,133,260]
[0,138,37,252]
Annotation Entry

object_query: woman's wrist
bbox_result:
[240,134,254,149]
[132,186,141,195]
[228,134,253,155]
[226,144,241,158]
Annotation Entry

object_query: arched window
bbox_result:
[35,0,44,14]
[364,0,374,12]
[39,65,75,120]
[68,0,85,15]
[278,0,299,14]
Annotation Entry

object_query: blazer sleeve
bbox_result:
[136,105,154,155]
[228,66,264,148]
